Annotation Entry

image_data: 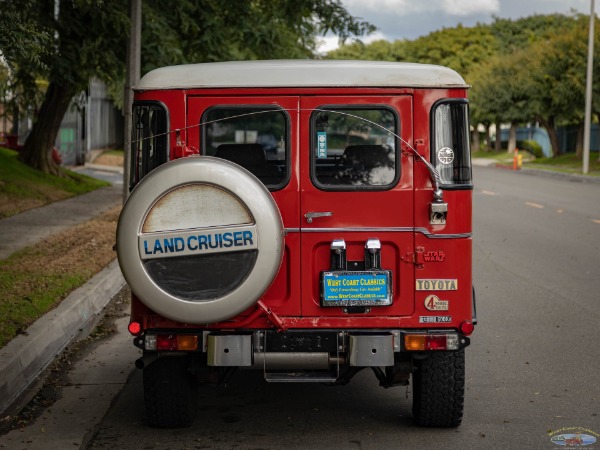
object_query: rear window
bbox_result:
[202,106,288,189]
[311,107,399,190]
[130,102,168,188]
[431,100,472,187]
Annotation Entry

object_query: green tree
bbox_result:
[141,0,374,69]
[403,24,499,79]
[481,13,584,157]
[470,49,536,151]
[327,22,499,80]
[326,39,409,61]
[0,0,128,175]
[525,18,598,157]
[0,0,374,175]
[490,14,579,53]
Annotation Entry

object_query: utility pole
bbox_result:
[583,0,595,174]
[123,0,142,201]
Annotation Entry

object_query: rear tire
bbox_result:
[143,356,197,428]
[412,350,465,427]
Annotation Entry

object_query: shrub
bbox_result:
[517,140,544,158]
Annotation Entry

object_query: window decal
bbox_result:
[317,131,328,158]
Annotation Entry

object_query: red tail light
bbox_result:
[156,334,178,351]
[128,321,142,336]
[460,321,475,335]
[404,333,459,351]
[154,334,199,351]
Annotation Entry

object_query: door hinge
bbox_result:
[401,247,424,269]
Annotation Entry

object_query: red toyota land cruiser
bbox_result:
[117,60,475,428]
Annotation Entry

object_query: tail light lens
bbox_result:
[156,334,178,351]
[404,333,459,351]
[149,333,199,351]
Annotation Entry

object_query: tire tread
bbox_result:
[143,357,197,428]
[412,350,465,427]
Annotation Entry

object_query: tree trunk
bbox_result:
[575,123,584,159]
[18,81,77,175]
[485,125,492,152]
[494,121,502,152]
[471,126,480,153]
[12,102,19,136]
[540,116,561,158]
[507,122,517,154]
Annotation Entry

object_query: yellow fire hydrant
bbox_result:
[513,149,523,170]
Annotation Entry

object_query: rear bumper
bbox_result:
[134,328,471,366]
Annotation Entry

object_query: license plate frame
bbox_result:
[320,270,392,307]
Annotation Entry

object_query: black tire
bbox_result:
[143,356,197,428]
[412,350,465,427]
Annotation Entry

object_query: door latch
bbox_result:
[305,211,333,223]
[429,200,447,225]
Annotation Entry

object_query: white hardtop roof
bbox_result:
[135,60,468,90]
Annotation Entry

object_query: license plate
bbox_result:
[321,271,392,307]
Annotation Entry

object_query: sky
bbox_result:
[318,0,595,52]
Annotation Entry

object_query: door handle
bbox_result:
[304,211,333,223]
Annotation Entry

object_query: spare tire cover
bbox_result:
[117,156,284,324]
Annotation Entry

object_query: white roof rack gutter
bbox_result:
[135,60,469,91]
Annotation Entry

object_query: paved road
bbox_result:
[2,166,599,449]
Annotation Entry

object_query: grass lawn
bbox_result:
[101,149,124,157]
[472,150,600,175]
[0,146,117,348]
[527,153,600,175]
[472,150,514,161]
[0,147,110,219]
[0,206,120,348]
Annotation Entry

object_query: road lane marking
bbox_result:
[593,219,600,224]
[481,190,496,196]
[556,209,564,214]
[525,202,544,209]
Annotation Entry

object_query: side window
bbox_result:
[131,102,168,188]
[311,107,398,190]
[431,100,472,187]
[202,107,288,189]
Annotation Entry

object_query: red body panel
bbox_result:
[130,86,473,332]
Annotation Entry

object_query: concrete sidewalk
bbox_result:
[0,184,126,414]
[0,185,123,260]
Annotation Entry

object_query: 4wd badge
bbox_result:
[424,294,449,311]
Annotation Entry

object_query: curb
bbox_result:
[0,260,125,414]
[519,167,600,184]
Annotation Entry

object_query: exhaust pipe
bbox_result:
[252,352,344,370]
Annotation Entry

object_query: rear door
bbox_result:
[187,96,301,316]
[299,95,415,318]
